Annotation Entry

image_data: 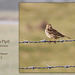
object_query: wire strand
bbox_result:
[19,65,75,70]
[19,39,75,44]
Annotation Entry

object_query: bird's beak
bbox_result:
[46,25,49,29]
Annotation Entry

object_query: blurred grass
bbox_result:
[19,3,75,72]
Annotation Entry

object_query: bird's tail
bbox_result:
[65,36,71,39]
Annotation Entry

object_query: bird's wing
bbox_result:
[50,29,65,37]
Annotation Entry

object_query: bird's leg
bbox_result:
[48,39,52,44]
[54,39,57,44]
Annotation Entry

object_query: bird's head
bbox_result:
[46,24,52,30]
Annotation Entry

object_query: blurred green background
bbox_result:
[19,3,75,72]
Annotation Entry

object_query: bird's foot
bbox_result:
[54,39,57,44]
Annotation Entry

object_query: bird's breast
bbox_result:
[45,29,54,38]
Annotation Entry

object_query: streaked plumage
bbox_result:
[45,24,71,39]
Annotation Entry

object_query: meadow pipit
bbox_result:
[45,24,71,41]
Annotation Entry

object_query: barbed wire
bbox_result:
[19,39,75,44]
[19,65,75,70]
[19,40,75,70]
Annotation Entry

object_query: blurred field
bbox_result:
[19,3,75,72]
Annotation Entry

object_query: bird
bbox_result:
[45,24,71,40]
